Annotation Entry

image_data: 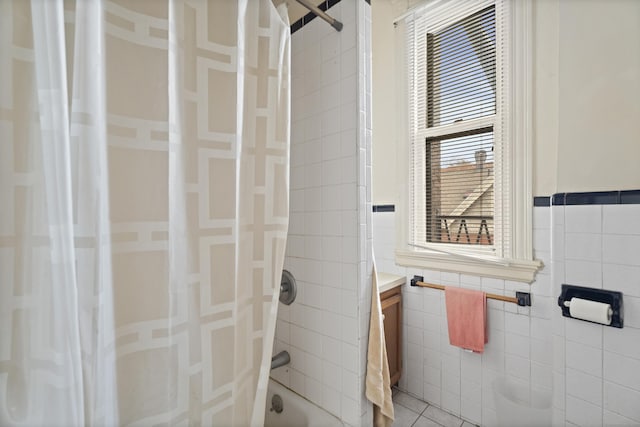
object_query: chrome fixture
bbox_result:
[270,394,284,414]
[279,270,297,305]
[271,350,290,370]
[294,0,343,32]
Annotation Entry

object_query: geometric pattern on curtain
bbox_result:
[0,0,289,426]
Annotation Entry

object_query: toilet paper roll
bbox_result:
[568,298,613,325]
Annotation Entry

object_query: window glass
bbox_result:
[427,6,496,127]
[425,130,494,245]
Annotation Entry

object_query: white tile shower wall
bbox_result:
[273,2,373,426]
[357,1,373,425]
[372,207,554,426]
[373,203,640,426]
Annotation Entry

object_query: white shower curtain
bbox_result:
[0,0,290,425]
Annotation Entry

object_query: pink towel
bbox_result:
[444,287,487,353]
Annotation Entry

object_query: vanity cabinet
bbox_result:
[380,285,402,386]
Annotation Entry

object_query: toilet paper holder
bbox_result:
[558,284,623,328]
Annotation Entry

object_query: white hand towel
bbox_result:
[365,260,394,427]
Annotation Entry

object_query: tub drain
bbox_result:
[270,394,283,414]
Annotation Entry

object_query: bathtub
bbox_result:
[265,379,344,427]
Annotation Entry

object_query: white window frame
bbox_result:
[394,0,541,282]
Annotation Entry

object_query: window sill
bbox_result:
[395,248,543,283]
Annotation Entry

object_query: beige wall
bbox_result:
[371,0,398,204]
[533,0,559,197]
[274,0,309,23]
[372,0,640,201]
[556,0,640,193]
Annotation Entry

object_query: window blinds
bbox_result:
[426,6,496,127]
[404,0,510,257]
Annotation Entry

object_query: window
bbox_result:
[424,6,495,247]
[396,0,540,282]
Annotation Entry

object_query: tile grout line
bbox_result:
[394,388,477,427]
[419,402,430,416]
[600,204,604,427]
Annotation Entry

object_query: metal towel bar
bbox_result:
[410,275,531,307]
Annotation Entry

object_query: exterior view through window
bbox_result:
[424,6,496,246]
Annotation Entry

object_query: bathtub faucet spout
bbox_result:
[271,351,290,370]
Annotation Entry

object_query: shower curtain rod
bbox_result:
[294,0,343,31]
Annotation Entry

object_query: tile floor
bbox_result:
[391,388,477,427]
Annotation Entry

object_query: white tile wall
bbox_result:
[551,203,640,426]
[371,206,554,426]
[274,2,372,426]
[372,202,640,426]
